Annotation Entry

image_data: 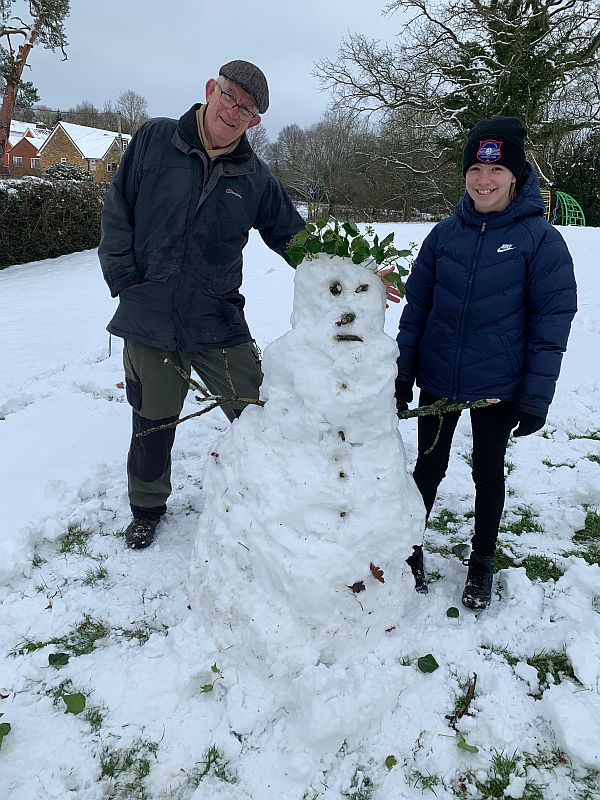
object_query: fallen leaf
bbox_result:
[385,625,397,633]
[48,652,69,667]
[348,581,365,593]
[370,562,385,583]
[115,382,125,389]
[417,653,439,673]
[63,693,86,715]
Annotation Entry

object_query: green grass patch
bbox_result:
[427,570,442,584]
[521,555,564,582]
[493,548,517,572]
[408,770,441,793]
[500,506,542,536]
[542,459,575,469]
[587,453,600,465]
[344,771,373,800]
[526,650,577,694]
[427,509,461,532]
[12,614,110,657]
[482,644,520,667]
[82,565,109,586]
[505,460,515,475]
[119,625,154,646]
[467,750,545,799]
[573,511,600,543]
[59,524,95,556]
[185,745,235,785]
[568,431,600,441]
[32,552,48,568]
[99,740,159,799]
[84,706,104,733]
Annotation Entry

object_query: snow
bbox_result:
[1,224,600,799]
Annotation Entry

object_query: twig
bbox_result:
[398,398,498,420]
[136,357,264,437]
[135,396,265,437]
[446,673,478,729]
[399,398,499,455]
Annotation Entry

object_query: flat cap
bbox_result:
[219,60,269,114]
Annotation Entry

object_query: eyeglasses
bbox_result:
[215,82,258,122]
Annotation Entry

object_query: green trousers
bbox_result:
[123,339,262,517]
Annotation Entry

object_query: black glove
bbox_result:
[512,411,546,437]
[395,378,413,416]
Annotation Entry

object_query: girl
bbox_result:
[396,116,577,610]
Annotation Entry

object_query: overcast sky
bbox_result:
[23,0,408,141]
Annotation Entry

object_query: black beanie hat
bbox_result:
[462,116,527,180]
[219,60,269,114]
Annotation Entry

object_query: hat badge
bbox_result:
[476,139,503,164]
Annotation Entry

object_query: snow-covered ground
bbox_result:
[1,224,599,800]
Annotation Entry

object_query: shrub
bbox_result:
[44,163,94,182]
[0,177,107,269]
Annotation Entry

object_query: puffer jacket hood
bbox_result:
[455,163,545,227]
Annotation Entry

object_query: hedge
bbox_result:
[0,177,107,270]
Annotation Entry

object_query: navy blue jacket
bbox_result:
[397,166,577,416]
[99,105,305,351]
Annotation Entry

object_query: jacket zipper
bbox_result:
[451,218,487,399]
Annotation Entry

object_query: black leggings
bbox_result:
[413,390,518,558]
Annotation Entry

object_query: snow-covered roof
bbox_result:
[7,133,46,152]
[44,121,132,160]
[9,120,34,137]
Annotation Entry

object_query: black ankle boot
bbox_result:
[462,554,494,610]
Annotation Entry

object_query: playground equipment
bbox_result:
[540,189,586,226]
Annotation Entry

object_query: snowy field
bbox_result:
[1,223,599,800]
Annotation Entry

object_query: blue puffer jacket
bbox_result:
[396,166,577,416]
[99,105,305,351]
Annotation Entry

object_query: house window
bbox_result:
[12,156,23,166]
[31,157,40,169]
[60,157,67,164]
[122,140,128,151]
[106,162,116,173]
[89,159,97,171]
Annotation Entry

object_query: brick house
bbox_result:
[7,134,46,175]
[3,121,51,173]
[38,122,131,181]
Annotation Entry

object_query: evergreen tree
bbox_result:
[553,129,600,226]
[0,0,69,162]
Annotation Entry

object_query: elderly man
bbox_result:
[99,60,306,549]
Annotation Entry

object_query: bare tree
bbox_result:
[246,124,270,160]
[116,89,148,134]
[1,0,69,162]
[65,100,103,128]
[316,0,600,162]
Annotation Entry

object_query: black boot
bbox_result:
[462,554,494,610]
[125,516,160,550]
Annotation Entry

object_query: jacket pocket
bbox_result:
[500,334,519,372]
[125,378,142,411]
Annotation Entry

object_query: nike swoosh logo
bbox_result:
[497,244,515,253]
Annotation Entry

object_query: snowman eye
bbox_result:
[355,284,369,293]
[329,281,342,296]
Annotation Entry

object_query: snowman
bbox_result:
[189,228,425,674]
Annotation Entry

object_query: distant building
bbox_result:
[2,121,51,169]
[38,122,132,181]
